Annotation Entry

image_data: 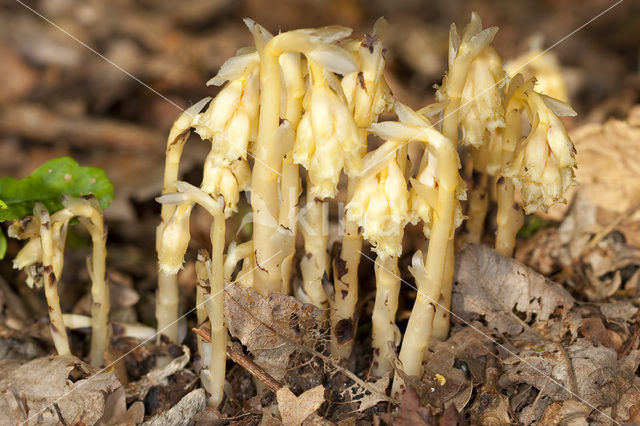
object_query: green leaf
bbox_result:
[0,157,114,221]
[0,228,6,260]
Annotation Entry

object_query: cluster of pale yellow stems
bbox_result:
[155,12,577,407]
[11,196,109,367]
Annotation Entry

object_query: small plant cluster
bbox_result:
[155,12,577,405]
[0,157,113,366]
[1,12,577,409]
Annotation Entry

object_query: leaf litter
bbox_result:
[1,4,639,424]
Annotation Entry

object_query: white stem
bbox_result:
[371,256,400,377]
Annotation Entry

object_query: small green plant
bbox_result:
[0,157,113,366]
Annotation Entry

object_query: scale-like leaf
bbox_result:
[0,157,113,221]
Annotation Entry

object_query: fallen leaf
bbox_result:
[499,339,640,409]
[125,345,191,401]
[579,318,615,350]
[344,373,390,412]
[547,112,640,220]
[224,282,322,381]
[599,301,638,322]
[376,386,434,426]
[141,388,206,426]
[0,355,121,426]
[453,244,575,338]
[538,400,591,426]
[276,385,325,426]
[96,386,144,426]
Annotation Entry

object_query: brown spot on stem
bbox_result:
[334,318,354,345]
[512,203,520,211]
[48,305,53,313]
[374,348,380,356]
[50,323,59,334]
[169,129,190,148]
[254,250,267,273]
[497,176,505,185]
[341,290,348,299]
[357,72,366,92]
[334,255,348,280]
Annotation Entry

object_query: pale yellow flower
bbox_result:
[157,203,193,274]
[346,156,409,258]
[504,78,577,212]
[459,46,505,148]
[293,61,361,199]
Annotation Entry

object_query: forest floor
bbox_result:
[1,0,640,424]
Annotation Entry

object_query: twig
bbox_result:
[585,200,640,251]
[192,327,282,393]
[223,290,398,405]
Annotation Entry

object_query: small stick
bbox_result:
[193,327,282,392]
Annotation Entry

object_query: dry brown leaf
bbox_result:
[453,244,575,337]
[276,385,325,426]
[579,318,616,350]
[141,388,206,426]
[546,109,640,220]
[344,373,390,412]
[224,283,393,412]
[538,400,591,426]
[376,386,435,426]
[0,355,121,426]
[499,339,640,409]
[417,346,473,411]
[125,345,190,401]
[599,301,639,322]
[611,377,640,424]
[224,282,323,381]
[96,386,145,426]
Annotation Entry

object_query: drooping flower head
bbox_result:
[346,145,409,258]
[190,49,261,215]
[341,17,394,128]
[458,46,506,148]
[503,76,577,212]
[293,59,361,199]
[371,103,466,239]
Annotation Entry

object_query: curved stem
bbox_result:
[155,102,206,342]
[36,203,70,356]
